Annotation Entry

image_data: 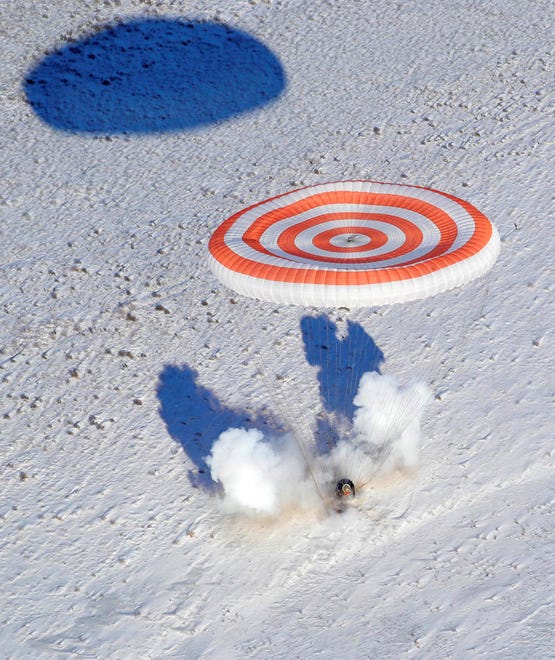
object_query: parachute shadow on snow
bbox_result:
[301,315,384,451]
[157,364,272,491]
[24,18,286,134]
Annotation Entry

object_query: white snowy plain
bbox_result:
[1,0,553,657]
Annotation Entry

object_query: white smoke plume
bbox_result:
[206,427,317,516]
[206,372,431,517]
[330,372,432,486]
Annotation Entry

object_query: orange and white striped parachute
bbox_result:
[208,180,500,307]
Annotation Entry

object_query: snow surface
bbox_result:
[1,0,553,657]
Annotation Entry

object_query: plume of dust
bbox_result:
[329,372,432,487]
[206,372,431,517]
[205,427,320,516]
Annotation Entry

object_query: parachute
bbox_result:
[207,180,500,513]
[208,180,500,308]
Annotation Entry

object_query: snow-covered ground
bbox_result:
[1,0,553,657]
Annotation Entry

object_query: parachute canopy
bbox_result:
[208,180,500,307]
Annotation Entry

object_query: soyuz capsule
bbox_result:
[336,478,355,500]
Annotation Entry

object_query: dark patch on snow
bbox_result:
[24,18,286,134]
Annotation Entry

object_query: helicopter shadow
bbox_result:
[24,17,286,134]
[300,314,384,453]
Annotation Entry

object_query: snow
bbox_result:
[1,0,553,657]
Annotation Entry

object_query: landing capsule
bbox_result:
[336,478,355,500]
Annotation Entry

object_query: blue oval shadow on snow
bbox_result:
[24,18,286,134]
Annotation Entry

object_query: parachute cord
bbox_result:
[316,309,327,447]
[324,308,337,450]
[226,300,332,514]
[330,311,337,430]
[332,306,355,449]
[312,308,338,454]
[350,306,375,414]
[333,306,351,450]
[343,308,356,439]
[339,308,352,441]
